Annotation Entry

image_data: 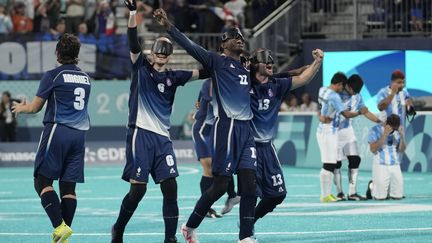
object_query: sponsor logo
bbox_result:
[230,63,235,69]
[268,89,273,97]
[166,78,172,86]
[170,168,176,174]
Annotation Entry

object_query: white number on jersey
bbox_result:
[166,155,175,166]
[250,147,257,159]
[238,75,248,85]
[258,99,270,111]
[271,174,283,186]
[74,87,86,110]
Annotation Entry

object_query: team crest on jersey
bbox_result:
[268,89,274,97]
[158,83,165,93]
[166,78,172,86]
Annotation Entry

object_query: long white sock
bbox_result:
[334,169,343,194]
[320,169,333,197]
[348,168,359,195]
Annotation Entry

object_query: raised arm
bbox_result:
[291,49,324,90]
[153,8,213,67]
[125,0,141,64]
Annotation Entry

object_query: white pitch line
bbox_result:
[1,228,432,237]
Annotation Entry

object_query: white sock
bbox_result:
[320,169,333,197]
[334,169,343,194]
[348,168,359,195]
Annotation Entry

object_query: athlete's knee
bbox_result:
[200,157,212,177]
[206,175,230,200]
[128,183,147,202]
[348,156,361,169]
[238,169,256,197]
[161,178,177,202]
[322,163,337,172]
[335,161,342,169]
[34,174,54,196]
[60,181,76,199]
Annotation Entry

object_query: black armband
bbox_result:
[128,27,141,54]
[199,69,211,79]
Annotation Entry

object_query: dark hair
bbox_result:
[56,33,81,65]
[386,114,401,128]
[331,72,347,84]
[391,69,405,81]
[347,74,364,94]
[2,91,11,98]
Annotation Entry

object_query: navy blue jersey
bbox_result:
[128,53,192,137]
[250,77,293,142]
[194,79,212,122]
[168,26,252,121]
[36,64,91,131]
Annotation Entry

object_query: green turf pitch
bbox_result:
[0,165,431,243]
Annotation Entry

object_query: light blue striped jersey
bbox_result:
[339,91,365,129]
[318,86,346,131]
[376,87,410,127]
[368,125,401,165]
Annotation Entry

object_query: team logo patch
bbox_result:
[166,78,172,86]
[230,63,235,69]
[278,187,284,192]
[170,168,176,174]
[268,89,273,97]
[136,167,141,178]
[158,83,165,93]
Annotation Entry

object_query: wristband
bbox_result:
[130,10,136,15]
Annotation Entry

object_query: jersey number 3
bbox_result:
[74,87,86,110]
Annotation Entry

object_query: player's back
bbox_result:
[339,92,364,129]
[38,64,91,131]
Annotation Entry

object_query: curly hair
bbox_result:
[56,33,81,65]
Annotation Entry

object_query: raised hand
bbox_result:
[383,125,393,137]
[312,49,324,62]
[124,0,137,12]
[153,8,171,29]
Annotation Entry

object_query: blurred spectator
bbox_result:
[300,93,318,112]
[224,0,246,28]
[410,0,423,31]
[181,110,195,139]
[11,2,33,33]
[0,91,17,142]
[286,95,300,112]
[0,4,12,34]
[46,0,61,30]
[96,0,115,36]
[84,0,97,33]
[369,0,386,21]
[33,1,51,32]
[221,14,236,33]
[65,0,85,34]
[77,21,96,43]
[168,0,191,32]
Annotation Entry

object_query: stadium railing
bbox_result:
[301,0,432,40]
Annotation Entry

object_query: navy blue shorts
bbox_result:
[34,123,86,183]
[192,121,212,160]
[256,142,287,198]
[210,118,257,176]
[122,127,179,184]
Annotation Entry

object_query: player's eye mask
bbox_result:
[221,28,245,42]
[250,49,274,65]
[152,39,173,56]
